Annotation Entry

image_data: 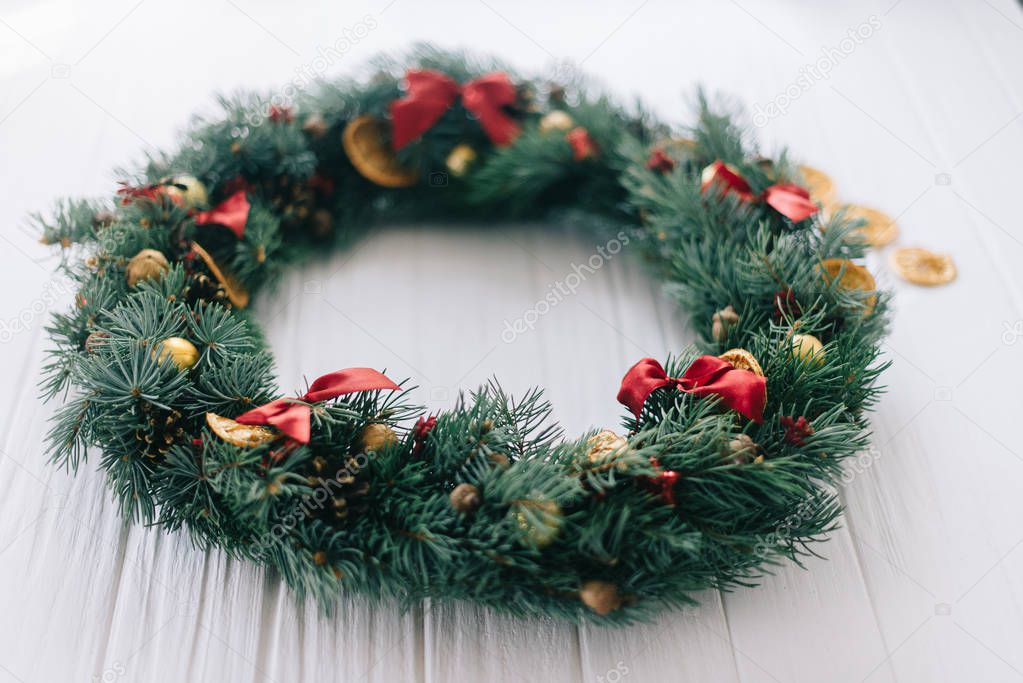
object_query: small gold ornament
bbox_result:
[445,144,477,177]
[153,337,199,370]
[711,305,740,343]
[513,498,562,548]
[302,113,329,139]
[726,433,758,465]
[820,258,877,313]
[190,243,250,308]
[585,430,629,470]
[538,110,574,134]
[449,483,481,513]
[161,174,208,209]
[579,580,623,616]
[126,249,169,287]
[790,333,825,366]
[342,115,419,188]
[841,205,899,247]
[798,165,837,208]
[890,247,956,286]
[718,348,764,377]
[359,422,397,453]
[206,412,277,447]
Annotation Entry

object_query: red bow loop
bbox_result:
[762,183,818,222]
[617,355,766,423]
[389,70,461,150]
[700,160,818,222]
[389,69,520,150]
[194,191,251,239]
[615,358,677,416]
[235,368,400,444]
[460,72,520,147]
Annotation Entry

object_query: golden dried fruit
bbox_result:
[842,205,899,247]
[798,165,837,208]
[890,247,956,286]
[538,110,574,134]
[126,249,169,287]
[359,422,397,453]
[790,333,825,366]
[153,337,199,371]
[820,258,878,313]
[206,412,277,447]
[342,115,418,188]
[190,242,249,308]
[718,348,764,377]
[579,580,622,616]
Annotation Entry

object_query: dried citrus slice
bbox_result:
[719,348,764,376]
[841,205,899,247]
[342,115,419,188]
[890,247,956,286]
[820,258,877,313]
[799,165,837,208]
[206,412,277,447]
[191,242,250,308]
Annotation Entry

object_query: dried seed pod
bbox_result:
[449,483,481,514]
[579,580,623,616]
[711,305,739,342]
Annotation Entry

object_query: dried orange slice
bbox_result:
[890,247,956,286]
[206,412,277,447]
[719,348,764,377]
[820,258,877,313]
[841,205,899,247]
[191,242,249,308]
[799,165,837,209]
[342,115,419,188]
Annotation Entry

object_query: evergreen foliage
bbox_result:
[38,46,888,624]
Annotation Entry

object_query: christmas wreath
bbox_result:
[40,48,889,623]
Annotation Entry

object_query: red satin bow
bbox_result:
[617,356,766,423]
[235,368,400,444]
[389,69,521,150]
[701,161,818,222]
[194,191,251,239]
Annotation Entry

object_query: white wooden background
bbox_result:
[1,1,1022,681]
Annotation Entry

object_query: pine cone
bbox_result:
[298,452,372,525]
[137,404,184,459]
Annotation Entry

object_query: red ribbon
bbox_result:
[389,69,521,150]
[194,191,251,239]
[617,356,766,423]
[566,127,598,161]
[235,368,400,444]
[700,161,817,222]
